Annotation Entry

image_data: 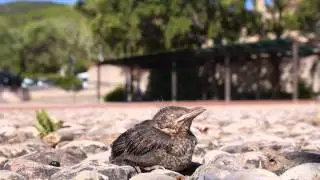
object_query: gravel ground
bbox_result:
[0,101,319,179]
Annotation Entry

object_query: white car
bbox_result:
[77,72,89,89]
[21,78,34,88]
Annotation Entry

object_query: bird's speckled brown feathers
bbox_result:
[111,123,171,158]
[109,106,206,172]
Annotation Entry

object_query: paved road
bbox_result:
[0,100,318,111]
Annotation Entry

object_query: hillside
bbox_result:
[0,1,84,27]
[0,1,63,15]
[0,1,91,75]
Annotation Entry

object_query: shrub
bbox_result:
[103,86,126,102]
[52,75,83,91]
[298,81,312,99]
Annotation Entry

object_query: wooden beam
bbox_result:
[224,56,231,102]
[126,66,133,102]
[292,41,299,101]
[171,60,177,101]
[96,63,101,103]
[97,46,104,103]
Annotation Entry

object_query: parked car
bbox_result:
[0,71,23,89]
[21,78,35,88]
[21,77,53,89]
[0,71,11,86]
[77,72,89,89]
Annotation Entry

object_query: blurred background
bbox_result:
[0,0,319,104]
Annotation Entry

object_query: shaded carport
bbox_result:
[96,39,318,102]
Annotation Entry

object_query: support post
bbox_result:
[96,63,101,103]
[224,56,231,102]
[292,41,299,102]
[171,60,177,101]
[126,66,133,102]
[69,55,77,104]
[97,46,104,103]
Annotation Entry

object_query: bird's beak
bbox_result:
[175,107,206,123]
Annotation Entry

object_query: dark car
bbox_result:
[0,71,23,89]
[0,71,11,86]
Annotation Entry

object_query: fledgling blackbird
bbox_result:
[109,106,206,173]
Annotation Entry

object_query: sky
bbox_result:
[0,0,272,9]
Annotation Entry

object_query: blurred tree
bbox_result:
[285,0,319,34]
[0,18,94,75]
[0,25,20,72]
[0,1,94,78]
[135,0,251,51]
[76,0,256,100]
[76,0,144,58]
[50,17,95,74]
[245,0,319,99]
[75,0,319,100]
[249,0,319,38]
[246,0,295,98]
[76,0,251,54]
[18,20,63,73]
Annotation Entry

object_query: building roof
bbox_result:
[98,39,318,69]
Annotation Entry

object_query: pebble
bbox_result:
[0,170,25,180]
[223,168,280,180]
[190,151,241,179]
[56,140,109,155]
[3,158,61,179]
[72,170,108,180]
[16,148,87,167]
[129,173,175,180]
[50,160,137,180]
[280,163,320,180]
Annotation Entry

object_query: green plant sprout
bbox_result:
[34,109,64,137]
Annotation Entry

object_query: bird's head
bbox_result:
[152,106,206,135]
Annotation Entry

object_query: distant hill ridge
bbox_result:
[0,1,66,15]
[0,1,83,28]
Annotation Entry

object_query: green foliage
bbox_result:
[0,2,84,28]
[103,86,126,102]
[248,0,319,38]
[298,81,313,99]
[288,0,319,33]
[78,0,251,57]
[51,75,83,91]
[34,109,64,137]
[0,2,62,15]
[79,0,144,58]
[75,0,320,100]
[0,1,94,77]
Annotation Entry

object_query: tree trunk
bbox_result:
[19,50,26,74]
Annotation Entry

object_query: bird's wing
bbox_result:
[126,125,172,155]
[110,131,128,158]
[111,124,172,158]
[110,122,153,158]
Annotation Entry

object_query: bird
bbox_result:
[109,106,206,173]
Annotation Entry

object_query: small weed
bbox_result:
[34,109,64,138]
